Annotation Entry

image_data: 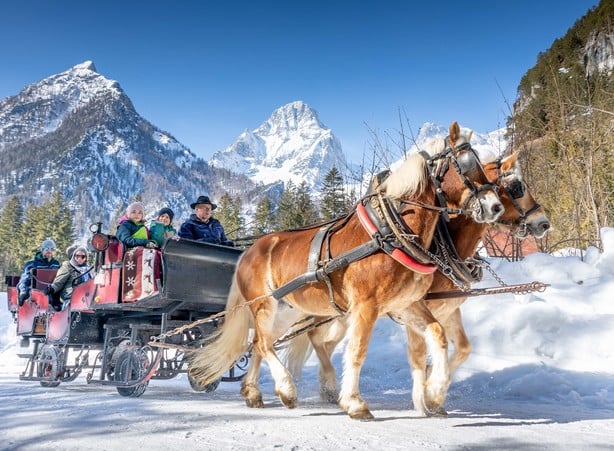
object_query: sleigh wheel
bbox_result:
[114,348,149,397]
[37,344,63,388]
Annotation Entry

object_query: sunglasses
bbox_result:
[42,247,56,252]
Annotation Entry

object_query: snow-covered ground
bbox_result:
[1,229,613,450]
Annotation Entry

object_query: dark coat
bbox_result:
[178,214,232,245]
[117,217,151,248]
[17,252,61,296]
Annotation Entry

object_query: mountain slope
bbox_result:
[0,61,255,235]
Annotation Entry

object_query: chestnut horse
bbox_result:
[188,122,504,420]
[283,149,550,416]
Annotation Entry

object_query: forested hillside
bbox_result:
[511,0,613,250]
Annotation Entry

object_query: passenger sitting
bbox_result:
[149,207,178,247]
[17,238,61,306]
[45,245,92,312]
[116,202,158,250]
[178,195,233,246]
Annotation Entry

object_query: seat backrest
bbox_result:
[105,237,124,264]
[5,275,20,287]
[33,268,58,289]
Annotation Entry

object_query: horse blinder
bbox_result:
[455,146,479,177]
[504,180,525,199]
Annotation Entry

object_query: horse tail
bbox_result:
[281,332,314,381]
[188,274,251,386]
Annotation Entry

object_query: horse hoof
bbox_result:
[279,394,297,409]
[320,388,338,404]
[245,397,264,408]
[349,409,374,421]
[428,406,448,417]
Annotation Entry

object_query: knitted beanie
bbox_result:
[157,207,174,222]
[40,238,57,251]
[126,202,144,215]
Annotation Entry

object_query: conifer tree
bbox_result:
[277,181,298,230]
[320,166,348,220]
[17,203,44,266]
[277,180,320,230]
[252,196,276,235]
[216,193,244,239]
[0,196,24,275]
[295,181,319,226]
[46,191,75,257]
[16,193,75,268]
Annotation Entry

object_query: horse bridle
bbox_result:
[493,159,542,235]
[420,138,499,221]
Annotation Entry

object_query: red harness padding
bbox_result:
[356,202,437,275]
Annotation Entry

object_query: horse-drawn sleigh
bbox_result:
[6,122,549,419]
[6,227,246,397]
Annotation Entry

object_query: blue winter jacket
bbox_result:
[17,252,61,297]
[178,214,232,245]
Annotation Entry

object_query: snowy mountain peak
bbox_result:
[210,101,350,190]
[255,100,324,136]
[72,60,98,72]
[0,61,127,153]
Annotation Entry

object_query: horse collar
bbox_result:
[356,200,437,275]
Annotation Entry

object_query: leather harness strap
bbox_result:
[270,136,492,309]
[356,202,437,274]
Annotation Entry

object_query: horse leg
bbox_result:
[309,317,346,403]
[338,309,377,420]
[404,326,429,416]
[397,300,450,416]
[422,318,450,414]
[251,303,298,409]
[444,307,472,376]
[241,350,264,408]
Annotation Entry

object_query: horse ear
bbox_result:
[450,121,460,147]
[500,150,520,172]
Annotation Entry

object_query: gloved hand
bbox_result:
[18,291,28,306]
[50,296,63,312]
[146,241,159,249]
[44,285,55,295]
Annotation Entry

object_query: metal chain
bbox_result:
[414,237,469,289]
[468,281,548,297]
[149,292,271,345]
[479,259,508,287]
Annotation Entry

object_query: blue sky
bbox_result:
[1,0,599,163]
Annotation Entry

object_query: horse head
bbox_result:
[484,151,551,239]
[391,121,504,224]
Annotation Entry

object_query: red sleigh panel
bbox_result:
[122,247,161,302]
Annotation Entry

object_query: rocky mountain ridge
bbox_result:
[210,100,354,190]
[0,61,256,237]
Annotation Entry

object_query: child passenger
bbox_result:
[149,207,177,247]
[116,202,158,249]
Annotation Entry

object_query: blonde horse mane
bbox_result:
[378,124,489,200]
